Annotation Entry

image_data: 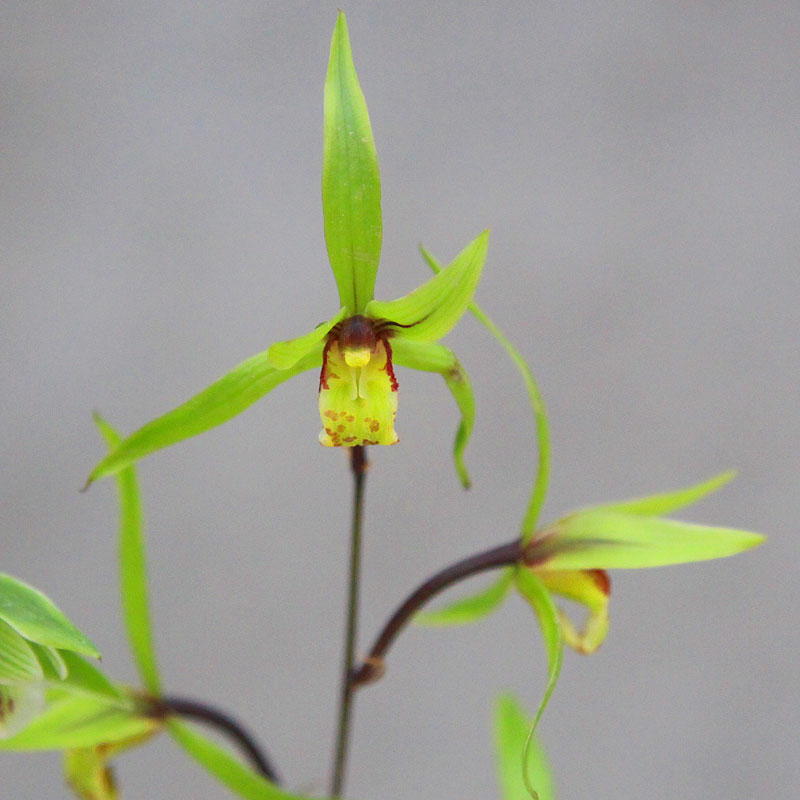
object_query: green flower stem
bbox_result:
[351,538,523,687]
[147,695,281,784]
[331,445,369,797]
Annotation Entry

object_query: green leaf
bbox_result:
[415,569,513,626]
[0,619,43,684]
[366,230,489,342]
[85,344,323,486]
[0,573,99,658]
[495,694,555,800]
[94,415,161,694]
[0,691,157,750]
[594,471,736,516]
[514,569,563,800]
[323,11,382,313]
[267,309,348,370]
[391,338,475,488]
[530,511,765,570]
[168,720,311,800]
[420,244,549,540]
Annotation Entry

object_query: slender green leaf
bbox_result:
[530,511,765,570]
[391,338,475,487]
[94,415,161,694]
[514,569,563,800]
[0,619,43,684]
[169,720,311,800]
[0,691,156,750]
[495,694,555,800]
[415,569,513,626]
[323,11,382,313]
[0,684,45,739]
[595,471,736,516]
[267,309,347,370]
[421,244,549,539]
[0,573,99,658]
[85,344,323,486]
[366,230,489,342]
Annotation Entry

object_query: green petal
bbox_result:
[391,338,475,488]
[514,569,563,800]
[420,244,549,540]
[267,309,347,370]
[0,573,99,658]
[415,569,513,626]
[494,694,555,800]
[0,691,157,750]
[0,619,43,684]
[365,230,489,342]
[94,415,161,694]
[85,344,323,486]
[594,470,736,516]
[168,720,312,800]
[530,510,765,570]
[323,11,382,313]
[31,643,68,681]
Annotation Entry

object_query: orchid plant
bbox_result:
[2,12,764,800]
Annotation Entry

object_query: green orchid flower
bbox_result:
[85,11,486,491]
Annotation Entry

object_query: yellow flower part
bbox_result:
[319,338,399,447]
[536,568,610,655]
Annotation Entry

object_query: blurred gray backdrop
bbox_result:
[2,2,798,798]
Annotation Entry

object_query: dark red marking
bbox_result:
[381,337,399,391]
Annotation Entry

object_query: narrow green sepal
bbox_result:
[415,569,514,626]
[94,414,162,694]
[391,338,475,487]
[594,470,736,516]
[366,230,489,342]
[84,344,324,486]
[494,694,555,800]
[0,573,99,659]
[168,720,312,800]
[529,511,765,570]
[267,308,347,370]
[514,569,563,800]
[323,11,382,312]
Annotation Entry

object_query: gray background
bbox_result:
[2,2,797,798]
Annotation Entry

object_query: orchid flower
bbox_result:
[85,12,485,491]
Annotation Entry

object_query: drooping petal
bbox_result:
[266,309,348,370]
[364,230,489,342]
[85,344,324,486]
[391,337,475,488]
[535,569,610,654]
[527,510,764,571]
[513,569,563,800]
[318,339,398,446]
[494,694,555,800]
[420,243,549,537]
[323,12,382,313]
